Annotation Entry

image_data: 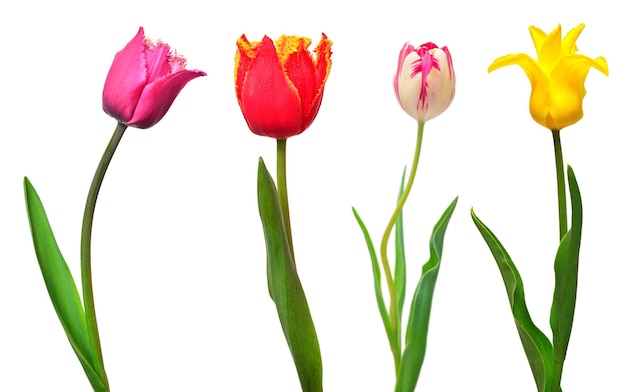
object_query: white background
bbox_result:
[1,0,623,390]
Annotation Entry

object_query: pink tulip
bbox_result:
[102,27,206,129]
[394,42,455,123]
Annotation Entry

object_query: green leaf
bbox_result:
[471,208,554,392]
[394,168,407,322]
[550,166,583,375]
[352,207,394,347]
[23,177,107,391]
[395,197,458,392]
[257,159,323,392]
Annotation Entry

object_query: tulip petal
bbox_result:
[235,35,260,106]
[529,26,547,59]
[415,45,437,110]
[562,24,585,55]
[489,53,547,90]
[306,34,332,130]
[144,40,175,83]
[240,36,303,139]
[537,25,563,71]
[102,27,148,123]
[545,54,609,130]
[126,69,206,129]
[424,47,455,121]
[489,54,553,128]
[394,43,414,104]
[279,36,317,129]
[314,34,332,94]
[396,51,425,120]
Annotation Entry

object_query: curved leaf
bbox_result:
[471,208,554,392]
[395,197,458,392]
[23,177,106,391]
[257,159,323,392]
[550,166,583,382]
[352,207,393,346]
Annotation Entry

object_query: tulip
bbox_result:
[488,24,608,131]
[394,42,455,123]
[102,27,206,129]
[235,34,332,139]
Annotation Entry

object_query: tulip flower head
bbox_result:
[488,24,608,131]
[102,27,206,129]
[235,34,332,139]
[394,42,455,123]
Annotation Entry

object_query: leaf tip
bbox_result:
[23,176,35,200]
[469,207,479,221]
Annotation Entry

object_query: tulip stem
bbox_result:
[380,121,425,375]
[551,129,567,392]
[552,130,567,240]
[276,138,295,263]
[81,121,127,391]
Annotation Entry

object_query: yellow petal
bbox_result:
[562,24,585,55]
[544,54,610,129]
[537,24,563,71]
[529,26,547,59]
[488,53,548,91]
[592,56,609,76]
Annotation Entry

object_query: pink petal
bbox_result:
[144,40,174,83]
[102,27,148,123]
[126,69,206,129]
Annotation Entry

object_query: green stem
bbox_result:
[552,130,567,240]
[81,121,127,391]
[276,138,295,263]
[551,129,567,392]
[380,121,425,375]
[551,358,564,392]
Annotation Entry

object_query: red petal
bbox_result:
[306,33,332,130]
[235,34,258,107]
[281,37,317,130]
[102,27,148,123]
[240,36,302,138]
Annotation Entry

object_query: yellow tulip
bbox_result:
[489,24,608,131]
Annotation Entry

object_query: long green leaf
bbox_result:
[471,208,554,392]
[257,159,323,392]
[395,196,458,392]
[24,177,106,391]
[352,207,394,346]
[550,166,583,384]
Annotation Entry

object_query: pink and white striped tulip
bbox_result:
[394,42,455,123]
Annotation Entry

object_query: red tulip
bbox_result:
[235,34,332,139]
[102,27,206,129]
